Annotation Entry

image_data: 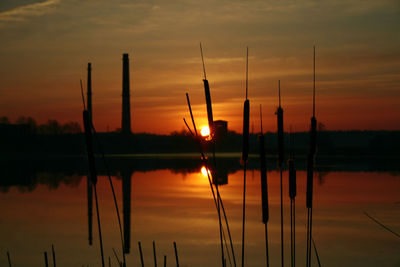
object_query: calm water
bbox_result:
[0,157,399,266]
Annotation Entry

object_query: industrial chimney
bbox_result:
[121,53,132,134]
[87,63,92,125]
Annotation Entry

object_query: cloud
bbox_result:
[0,0,60,25]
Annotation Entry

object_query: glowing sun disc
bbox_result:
[201,126,210,137]
[201,166,210,177]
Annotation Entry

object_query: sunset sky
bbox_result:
[0,0,399,134]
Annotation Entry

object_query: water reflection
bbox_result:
[0,156,399,266]
[1,156,398,191]
[121,169,133,254]
[87,176,93,246]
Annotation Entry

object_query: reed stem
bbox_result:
[288,130,297,267]
[265,224,269,267]
[241,48,250,267]
[112,248,122,267]
[92,125,126,266]
[219,196,236,267]
[7,251,11,267]
[186,157,235,267]
[296,215,322,267]
[280,169,284,267]
[216,183,226,267]
[200,153,234,267]
[94,184,105,267]
[52,244,56,267]
[312,238,321,267]
[306,208,310,267]
[82,109,105,267]
[241,163,247,267]
[306,45,318,267]
[364,212,400,239]
[276,80,284,267]
[210,117,225,267]
[138,241,144,267]
[293,199,296,267]
[173,242,179,267]
[153,241,157,267]
[288,159,296,267]
[87,177,93,246]
[259,106,269,267]
[290,199,293,267]
[308,208,313,267]
[44,252,49,267]
[184,94,236,266]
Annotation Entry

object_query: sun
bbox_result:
[200,126,210,137]
[201,166,211,177]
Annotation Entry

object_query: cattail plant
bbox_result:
[173,241,180,267]
[91,127,127,267]
[44,251,49,267]
[275,80,284,267]
[306,46,317,267]
[200,43,214,138]
[185,92,236,267]
[81,80,105,267]
[87,175,93,246]
[83,69,128,266]
[288,129,297,267]
[52,244,56,267]
[276,82,284,168]
[7,251,12,267]
[199,43,226,267]
[138,241,144,267]
[86,63,94,248]
[85,63,127,266]
[112,248,123,267]
[241,47,250,267]
[259,105,269,267]
[153,241,158,267]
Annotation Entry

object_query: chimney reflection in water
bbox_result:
[122,170,133,254]
[86,62,93,246]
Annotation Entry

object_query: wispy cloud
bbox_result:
[0,0,60,25]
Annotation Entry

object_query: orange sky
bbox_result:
[0,0,399,134]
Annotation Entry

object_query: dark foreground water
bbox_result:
[0,156,399,266]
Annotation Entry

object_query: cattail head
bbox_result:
[288,158,297,199]
[306,153,314,208]
[242,99,250,162]
[259,132,269,223]
[276,106,284,167]
[203,79,214,138]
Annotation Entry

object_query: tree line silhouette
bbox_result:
[0,116,81,135]
[0,115,399,157]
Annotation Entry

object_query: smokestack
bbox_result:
[87,63,92,124]
[122,53,132,134]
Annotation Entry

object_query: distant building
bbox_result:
[213,120,228,138]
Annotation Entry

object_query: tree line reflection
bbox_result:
[0,156,398,191]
